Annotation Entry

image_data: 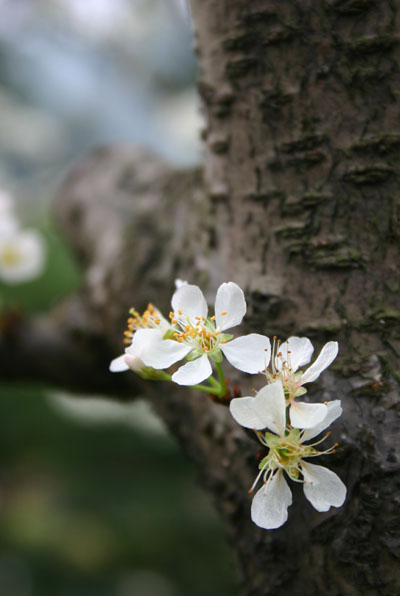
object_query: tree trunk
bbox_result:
[2,2,400,594]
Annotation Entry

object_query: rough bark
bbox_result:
[1,2,400,595]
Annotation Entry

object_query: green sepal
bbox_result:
[204,319,217,332]
[287,427,301,440]
[209,349,223,363]
[163,328,176,340]
[185,349,202,362]
[295,386,307,397]
[264,432,280,448]
[258,456,270,470]
[137,367,171,381]
[219,333,233,341]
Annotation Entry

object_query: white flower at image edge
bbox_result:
[0,228,46,284]
[141,282,271,385]
[230,381,346,529]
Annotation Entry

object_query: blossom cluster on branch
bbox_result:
[110,281,346,529]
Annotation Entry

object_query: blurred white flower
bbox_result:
[0,227,46,283]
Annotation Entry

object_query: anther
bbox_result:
[221,311,227,316]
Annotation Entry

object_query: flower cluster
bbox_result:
[0,190,46,284]
[110,281,346,528]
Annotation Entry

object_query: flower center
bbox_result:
[170,314,226,353]
[0,244,22,266]
[249,429,338,492]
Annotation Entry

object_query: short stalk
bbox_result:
[207,375,220,389]
[215,362,227,398]
[191,383,223,396]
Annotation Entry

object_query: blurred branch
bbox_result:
[0,297,133,396]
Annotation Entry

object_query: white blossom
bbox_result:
[230,381,346,529]
[0,228,46,284]
[141,282,270,385]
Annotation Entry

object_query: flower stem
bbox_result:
[215,362,227,398]
[191,383,223,396]
[207,375,220,389]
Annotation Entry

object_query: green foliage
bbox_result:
[0,384,238,596]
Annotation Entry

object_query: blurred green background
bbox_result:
[0,1,238,594]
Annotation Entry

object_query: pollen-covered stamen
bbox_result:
[252,427,339,491]
[265,337,301,399]
[123,303,163,345]
[172,318,222,353]
[249,463,273,494]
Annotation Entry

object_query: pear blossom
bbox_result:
[110,304,175,373]
[140,282,270,386]
[0,227,46,284]
[261,336,339,429]
[230,381,346,529]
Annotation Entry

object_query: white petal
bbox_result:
[289,401,328,429]
[301,400,342,441]
[229,397,268,430]
[175,278,187,288]
[109,354,129,373]
[214,282,246,331]
[171,354,212,385]
[221,334,271,374]
[276,337,314,372]
[300,341,339,385]
[302,461,346,512]
[251,470,292,530]
[230,381,286,434]
[132,328,191,369]
[171,283,208,326]
[255,382,287,435]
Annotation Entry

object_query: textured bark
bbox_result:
[1,2,400,595]
[190,2,400,594]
